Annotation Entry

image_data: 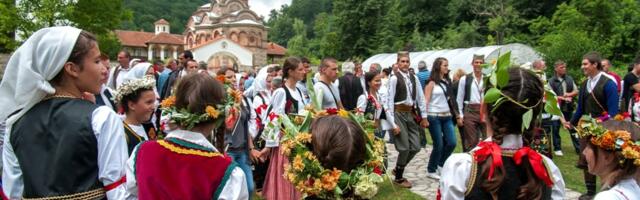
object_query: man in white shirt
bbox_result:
[314,57,343,110]
[107,50,132,90]
[456,54,486,152]
[385,51,428,188]
[296,57,312,103]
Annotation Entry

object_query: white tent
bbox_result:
[362,43,542,74]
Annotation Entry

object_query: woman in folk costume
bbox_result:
[0,27,129,199]
[439,67,566,199]
[125,73,248,199]
[250,66,274,194]
[356,71,393,169]
[577,117,640,200]
[262,57,307,200]
[113,78,158,154]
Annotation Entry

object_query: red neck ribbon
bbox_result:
[513,147,554,187]
[473,141,503,180]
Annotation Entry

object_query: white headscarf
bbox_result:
[0,26,82,126]
[252,66,270,97]
[124,62,153,83]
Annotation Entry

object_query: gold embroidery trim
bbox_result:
[157,140,222,157]
[465,153,478,196]
[22,188,105,200]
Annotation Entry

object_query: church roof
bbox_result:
[266,42,286,56]
[154,19,169,25]
[115,30,184,47]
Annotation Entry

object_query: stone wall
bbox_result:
[0,53,10,81]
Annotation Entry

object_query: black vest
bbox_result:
[549,75,576,111]
[465,155,552,199]
[284,87,303,114]
[579,76,609,117]
[393,71,417,103]
[11,98,103,198]
[124,123,156,154]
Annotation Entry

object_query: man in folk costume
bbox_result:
[566,52,619,200]
[106,50,132,90]
[386,51,429,188]
[0,27,129,199]
[456,54,486,152]
[314,57,344,110]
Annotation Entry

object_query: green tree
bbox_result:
[310,12,339,58]
[372,0,405,53]
[286,18,310,57]
[0,0,19,52]
[333,0,388,59]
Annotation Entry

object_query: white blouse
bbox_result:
[125,129,248,200]
[356,93,393,131]
[263,85,307,147]
[3,106,129,199]
[439,135,566,200]
[427,82,450,113]
[594,178,640,200]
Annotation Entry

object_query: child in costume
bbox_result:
[114,78,158,154]
[577,117,640,200]
[439,65,566,199]
[124,73,248,199]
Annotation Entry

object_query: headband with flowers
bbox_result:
[269,75,385,199]
[113,78,156,103]
[159,75,243,130]
[577,115,640,166]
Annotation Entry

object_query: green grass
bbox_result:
[252,177,423,200]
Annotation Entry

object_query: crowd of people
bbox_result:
[0,26,639,200]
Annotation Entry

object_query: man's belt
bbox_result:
[464,104,481,113]
[394,104,414,113]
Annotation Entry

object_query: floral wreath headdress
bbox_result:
[482,52,563,131]
[113,77,156,103]
[577,115,640,166]
[267,74,385,199]
[159,74,243,130]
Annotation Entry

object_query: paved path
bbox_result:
[385,144,583,199]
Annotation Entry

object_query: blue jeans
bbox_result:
[228,150,254,198]
[426,115,457,173]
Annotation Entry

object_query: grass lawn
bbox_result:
[252,177,423,200]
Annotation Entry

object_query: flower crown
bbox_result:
[159,96,224,130]
[159,76,243,130]
[577,115,640,166]
[113,78,156,103]
[482,52,563,131]
[274,75,385,199]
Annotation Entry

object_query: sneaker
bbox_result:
[394,178,412,188]
[427,172,441,180]
[554,150,564,156]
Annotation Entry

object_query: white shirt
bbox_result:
[594,178,640,200]
[253,92,272,133]
[314,81,341,110]
[588,72,615,93]
[356,93,393,131]
[427,81,450,113]
[264,85,307,147]
[107,65,131,90]
[125,129,249,200]
[439,135,566,200]
[3,106,129,199]
[456,74,484,118]
[385,71,428,128]
[127,123,149,141]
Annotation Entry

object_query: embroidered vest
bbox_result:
[580,76,609,117]
[11,98,103,198]
[393,71,417,103]
[133,138,235,200]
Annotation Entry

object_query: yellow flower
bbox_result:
[303,151,317,161]
[616,131,632,141]
[280,140,294,156]
[338,109,350,118]
[293,116,305,125]
[205,106,220,119]
[622,147,640,159]
[160,96,176,108]
[296,132,312,143]
[634,159,640,166]
[293,155,305,171]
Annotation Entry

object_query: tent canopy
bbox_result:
[362,43,542,75]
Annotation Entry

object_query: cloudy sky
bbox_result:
[248,0,292,20]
